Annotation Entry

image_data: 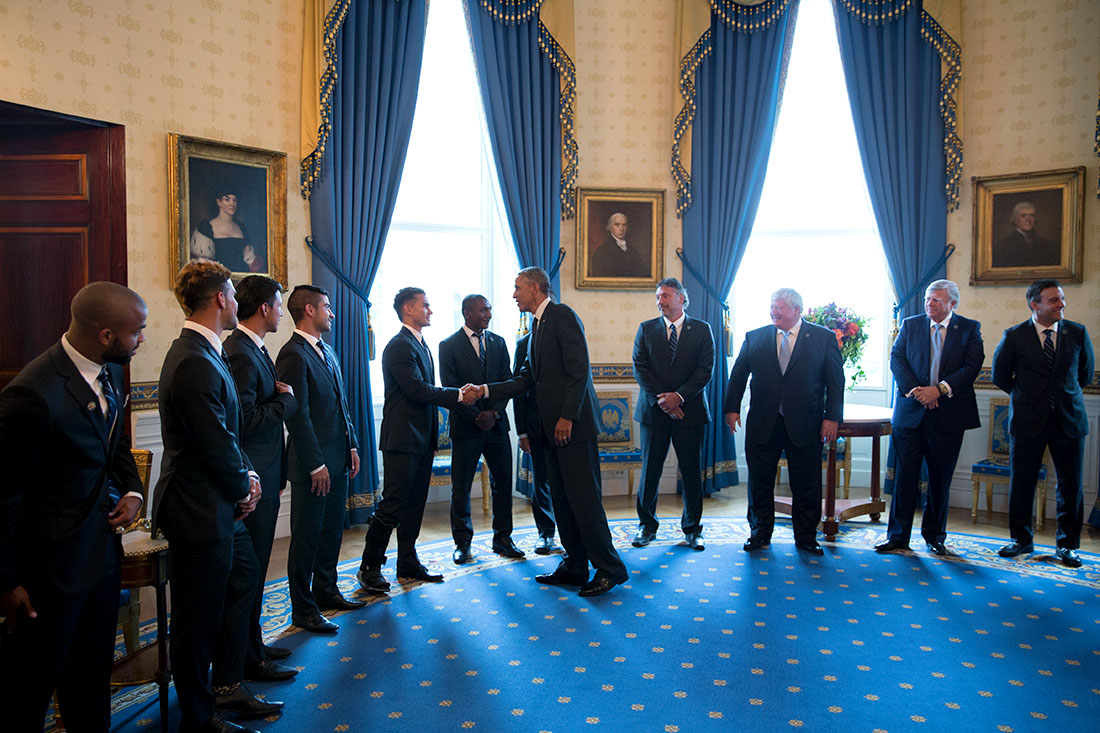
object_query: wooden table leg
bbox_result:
[869,435,882,522]
[822,438,839,541]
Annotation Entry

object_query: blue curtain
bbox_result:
[679,4,799,495]
[464,1,567,293]
[307,0,427,523]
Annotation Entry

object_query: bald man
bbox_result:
[0,282,147,732]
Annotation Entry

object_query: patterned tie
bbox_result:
[668,322,678,362]
[97,367,117,434]
[778,330,791,375]
[1042,329,1055,371]
[930,323,944,385]
[477,331,487,377]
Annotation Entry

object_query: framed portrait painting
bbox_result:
[168,133,287,285]
[970,166,1084,285]
[576,187,664,290]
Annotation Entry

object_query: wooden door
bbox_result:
[0,101,127,390]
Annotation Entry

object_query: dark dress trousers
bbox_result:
[277,333,358,616]
[439,327,514,547]
[887,314,983,545]
[488,302,627,582]
[0,343,143,733]
[224,329,297,664]
[152,329,257,728]
[360,327,460,574]
[723,320,845,544]
[992,319,1094,549]
[513,333,555,539]
[632,315,715,534]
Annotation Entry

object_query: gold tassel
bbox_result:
[724,308,733,358]
[367,308,376,361]
[518,311,530,339]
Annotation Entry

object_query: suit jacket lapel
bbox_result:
[784,321,809,372]
[246,332,277,381]
[58,351,109,447]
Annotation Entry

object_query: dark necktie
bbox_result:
[476,331,487,377]
[668,322,678,362]
[1042,329,1055,371]
[530,317,539,362]
[97,367,117,434]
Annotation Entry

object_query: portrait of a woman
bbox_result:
[189,189,250,273]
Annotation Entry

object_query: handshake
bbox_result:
[457,383,487,405]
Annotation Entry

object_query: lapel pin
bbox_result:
[87,401,97,411]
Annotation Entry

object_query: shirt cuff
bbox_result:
[938,380,953,398]
[310,464,326,475]
[123,491,144,507]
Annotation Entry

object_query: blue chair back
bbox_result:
[596,391,633,448]
[437,405,452,453]
[989,398,1010,457]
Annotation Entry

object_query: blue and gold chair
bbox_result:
[970,397,1045,529]
[430,405,490,514]
[596,391,644,496]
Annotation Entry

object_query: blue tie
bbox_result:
[668,323,678,362]
[930,323,944,385]
[97,367,117,435]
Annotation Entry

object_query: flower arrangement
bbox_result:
[804,303,870,387]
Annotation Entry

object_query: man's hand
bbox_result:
[923,398,939,410]
[910,385,940,405]
[237,475,262,519]
[108,495,142,530]
[459,384,484,405]
[656,391,683,414]
[518,437,532,454]
[474,410,497,431]
[669,406,685,420]
[724,412,741,436]
[553,418,573,446]
[1,586,36,634]
[349,448,360,479]
[274,380,294,396]
[820,419,839,443]
[311,466,331,496]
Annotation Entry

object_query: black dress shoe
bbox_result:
[317,594,367,611]
[492,539,526,558]
[578,574,627,597]
[534,568,588,586]
[291,612,338,634]
[926,541,948,556]
[795,540,824,556]
[190,714,260,733]
[1056,547,1082,567]
[243,658,298,682]
[262,643,291,660]
[684,532,705,551]
[356,568,390,594]
[874,540,910,553]
[214,685,285,719]
[632,528,657,548]
[534,536,559,555]
[453,545,473,564]
[397,565,444,583]
[998,541,1034,558]
[743,537,771,552]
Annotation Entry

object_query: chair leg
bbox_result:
[971,479,979,522]
[986,481,994,522]
[480,467,490,516]
[1035,477,1046,531]
[627,468,635,498]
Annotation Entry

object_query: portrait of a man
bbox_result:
[589,212,649,278]
[576,188,664,290]
[991,197,1061,268]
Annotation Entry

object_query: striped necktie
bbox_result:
[477,331,487,376]
[1042,329,1055,371]
[97,367,117,434]
[668,322,678,362]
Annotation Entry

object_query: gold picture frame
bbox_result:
[970,166,1084,285]
[576,187,664,290]
[168,133,287,286]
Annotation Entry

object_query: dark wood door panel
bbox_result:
[0,154,88,200]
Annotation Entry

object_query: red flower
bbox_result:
[846,322,860,336]
[833,329,844,346]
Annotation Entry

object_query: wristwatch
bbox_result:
[937,383,949,396]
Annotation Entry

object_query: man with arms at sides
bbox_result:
[223,275,299,681]
[464,267,628,597]
[589,212,649,279]
[357,288,468,592]
[724,287,844,556]
[439,294,524,564]
[513,331,559,555]
[152,261,276,733]
[875,279,984,556]
[277,285,364,633]
[992,201,1060,268]
[993,279,1094,567]
[0,282,145,732]
[631,277,715,551]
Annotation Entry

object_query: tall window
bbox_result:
[368,0,519,396]
[730,0,892,392]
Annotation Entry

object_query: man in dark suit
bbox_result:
[439,294,523,564]
[992,201,1060,268]
[724,288,844,555]
[153,261,278,733]
[0,282,145,732]
[465,267,628,597]
[993,279,1094,567]
[277,285,363,633]
[513,332,559,554]
[875,280,984,556]
[589,212,649,278]
[357,288,468,592]
[223,276,298,681]
[631,277,715,551]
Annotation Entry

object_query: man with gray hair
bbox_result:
[875,279,984,556]
[589,212,649,278]
[724,288,844,555]
[993,200,1059,268]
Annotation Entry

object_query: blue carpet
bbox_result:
[96,519,1098,731]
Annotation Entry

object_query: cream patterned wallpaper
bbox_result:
[0,0,310,383]
[950,0,1100,355]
